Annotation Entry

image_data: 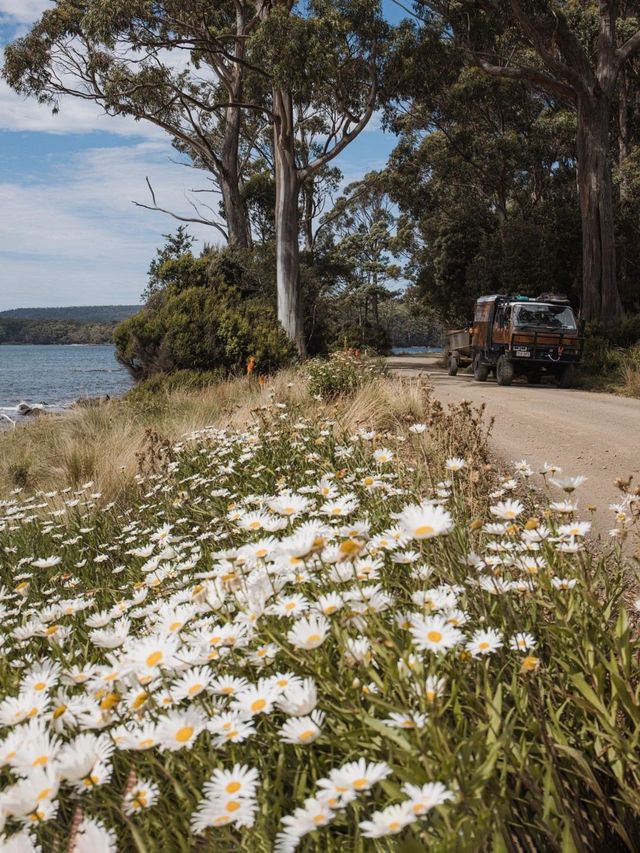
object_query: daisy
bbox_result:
[466,628,503,656]
[409,615,462,653]
[123,779,159,814]
[287,614,329,650]
[557,521,591,538]
[314,592,344,616]
[232,681,280,716]
[207,712,256,747]
[397,502,453,540]
[490,499,524,521]
[408,423,427,434]
[510,632,536,652]
[322,758,391,794]
[320,496,359,518]
[384,711,428,729]
[277,678,317,715]
[203,764,259,800]
[210,675,249,697]
[191,796,256,832]
[279,710,325,744]
[157,708,206,751]
[551,577,577,590]
[360,802,415,837]
[171,667,214,702]
[445,457,466,472]
[549,475,588,493]
[402,781,454,814]
[373,448,394,464]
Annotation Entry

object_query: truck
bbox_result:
[446,294,583,387]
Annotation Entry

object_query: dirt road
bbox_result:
[389,355,640,534]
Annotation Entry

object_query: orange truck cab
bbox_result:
[447,294,583,387]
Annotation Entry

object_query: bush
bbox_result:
[306,351,386,399]
[114,263,295,380]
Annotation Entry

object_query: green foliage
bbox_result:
[0,306,141,323]
[0,319,116,345]
[114,250,294,380]
[305,351,386,398]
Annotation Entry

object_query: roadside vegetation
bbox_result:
[0,357,639,851]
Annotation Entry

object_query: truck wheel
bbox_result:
[557,364,575,389]
[496,355,514,386]
[473,355,489,382]
[447,355,459,376]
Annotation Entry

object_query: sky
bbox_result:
[0,0,406,311]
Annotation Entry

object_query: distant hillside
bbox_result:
[0,305,142,323]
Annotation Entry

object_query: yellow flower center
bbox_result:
[139,738,155,748]
[298,729,316,742]
[37,787,52,802]
[32,755,48,767]
[251,698,267,712]
[427,630,443,643]
[146,650,163,667]
[479,642,490,650]
[352,778,369,790]
[175,725,194,743]
[33,681,46,691]
[306,633,321,644]
[388,821,400,831]
[188,683,203,696]
[415,525,434,536]
[226,781,241,794]
[225,800,241,812]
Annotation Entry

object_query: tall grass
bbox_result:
[0,370,484,502]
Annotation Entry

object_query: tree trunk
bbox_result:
[219,68,251,249]
[301,177,315,253]
[576,95,623,325]
[273,87,306,355]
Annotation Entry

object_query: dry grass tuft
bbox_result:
[1,371,461,502]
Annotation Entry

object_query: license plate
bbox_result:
[515,350,531,357]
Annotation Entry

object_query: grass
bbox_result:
[577,340,640,397]
[0,359,639,852]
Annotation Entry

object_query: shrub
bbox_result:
[306,351,386,399]
[114,277,294,380]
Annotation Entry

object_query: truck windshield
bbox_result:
[513,303,576,330]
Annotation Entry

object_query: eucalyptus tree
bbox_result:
[4,0,255,247]
[383,24,580,322]
[5,0,384,355]
[411,0,640,324]
[246,0,385,354]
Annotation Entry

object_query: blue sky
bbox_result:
[0,0,406,311]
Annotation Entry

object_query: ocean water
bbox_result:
[391,345,443,354]
[0,345,134,412]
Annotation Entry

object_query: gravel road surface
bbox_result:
[389,355,640,534]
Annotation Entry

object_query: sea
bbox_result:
[0,345,134,413]
[391,345,443,354]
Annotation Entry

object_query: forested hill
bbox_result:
[0,305,142,323]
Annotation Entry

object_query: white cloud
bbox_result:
[0,140,221,309]
[0,79,165,137]
[0,0,50,24]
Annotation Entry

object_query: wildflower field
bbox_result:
[0,365,639,852]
